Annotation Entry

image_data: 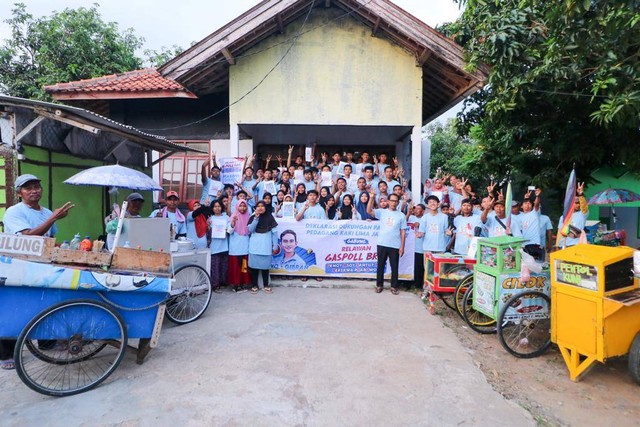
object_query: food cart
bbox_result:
[464,236,552,358]
[0,233,172,396]
[550,244,640,383]
[423,252,475,315]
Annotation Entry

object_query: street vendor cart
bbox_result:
[424,252,475,314]
[463,236,552,358]
[0,233,172,396]
[551,244,640,383]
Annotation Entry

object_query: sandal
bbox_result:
[250,287,259,294]
[390,287,399,296]
[213,286,223,294]
[264,287,273,294]
[0,359,15,370]
[375,287,383,294]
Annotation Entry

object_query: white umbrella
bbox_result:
[64,164,162,191]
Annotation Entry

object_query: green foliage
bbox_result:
[451,0,640,197]
[0,3,144,100]
[144,45,185,68]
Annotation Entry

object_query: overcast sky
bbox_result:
[0,0,464,121]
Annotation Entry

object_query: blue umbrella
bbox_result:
[64,164,162,191]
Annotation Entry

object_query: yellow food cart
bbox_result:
[550,244,640,383]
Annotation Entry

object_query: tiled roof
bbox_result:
[45,68,196,98]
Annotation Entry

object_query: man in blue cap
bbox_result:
[1,173,74,370]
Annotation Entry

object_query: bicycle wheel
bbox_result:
[454,273,474,318]
[15,299,127,397]
[436,292,456,310]
[497,291,551,358]
[165,265,212,324]
[438,264,473,310]
[461,286,496,334]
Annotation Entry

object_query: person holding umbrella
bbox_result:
[1,173,75,370]
[557,182,588,248]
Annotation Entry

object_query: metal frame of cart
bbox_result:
[423,251,476,314]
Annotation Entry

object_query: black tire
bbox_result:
[437,292,456,310]
[15,299,127,397]
[461,286,496,334]
[454,273,474,318]
[497,291,551,358]
[165,265,212,324]
[628,332,640,385]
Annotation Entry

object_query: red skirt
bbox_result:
[227,255,251,286]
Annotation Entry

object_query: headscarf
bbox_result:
[189,199,209,238]
[250,201,278,233]
[324,196,337,220]
[356,192,374,220]
[339,194,355,219]
[262,193,274,215]
[295,183,307,204]
[230,200,251,236]
[319,186,332,208]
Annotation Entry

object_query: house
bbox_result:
[46,0,488,199]
[0,95,195,240]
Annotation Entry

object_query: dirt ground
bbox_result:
[427,296,640,427]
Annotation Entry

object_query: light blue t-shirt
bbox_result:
[208,214,229,255]
[373,208,407,249]
[448,192,464,214]
[419,212,450,253]
[484,215,509,238]
[241,178,256,206]
[303,179,316,192]
[3,202,57,237]
[539,214,553,249]
[516,210,541,245]
[302,204,327,220]
[408,215,424,253]
[558,211,588,247]
[453,214,482,255]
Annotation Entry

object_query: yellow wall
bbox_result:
[230,8,422,127]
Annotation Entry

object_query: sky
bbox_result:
[0,0,465,121]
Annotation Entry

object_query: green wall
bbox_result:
[585,167,640,221]
[18,146,153,243]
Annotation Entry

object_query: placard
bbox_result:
[210,217,228,239]
[554,260,598,290]
[207,179,223,197]
[219,157,245,185]
[336,161,347,176]
[281,202,296,220]
[294,170,304,181]
[0,234,46,257]
[320,171,333,188]
[263,180,277,195]
[305,147,313,162]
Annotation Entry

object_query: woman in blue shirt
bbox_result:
[227,200,251,292]
[208,200,229,293]
[247,201,278,294]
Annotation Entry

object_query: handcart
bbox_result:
[462,236,551,359]
[423,252,475,314]
[551,244,640,383]
[167,240,212,324]
[0,234,172,396]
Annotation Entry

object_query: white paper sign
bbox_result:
[207,179,224,196]
[355,164,364,177]
[336,161,347,176]
[348,176,360,192]
[321,171,333,188]
[294,170,304,181]
[282,202,295,220]
[305,147,313,162]
[263,180,277,195]
[219,157,245,185]
[210,217,227,239]
[0,233,46,257]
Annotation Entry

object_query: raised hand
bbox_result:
[53,202,75,220]
[534,188,542,197]
[487,180,496,194]
[392,156,399,166]
[288,145,294,154]
[373,155,378,164]
[577,182,585,195]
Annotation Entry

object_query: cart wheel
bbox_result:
[439,264,473,311]
[461,286,496,334]
[15,299,127,397]
[628,332,640,385]
[454,273,474,319]
[497,291,551,358]
[166,265,212,324]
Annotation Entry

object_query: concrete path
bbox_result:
[1,288,533,426]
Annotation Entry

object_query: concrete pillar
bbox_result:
[410,125,422,200]
[230,123,240,157]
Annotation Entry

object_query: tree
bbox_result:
[144,45,185,68]
[450,0,640,193]
[0,3,144,100]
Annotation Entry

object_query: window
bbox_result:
[159,140,210,203]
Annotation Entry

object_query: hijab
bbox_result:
[319,186,332,208]
[189,199,210,238]
[251,201,278,233]
[356,191,373,220]
[339,194,354,219]
[324,196,337,220]
[230,200,250,236]
[262,193,274,215]
[295,184,307,204]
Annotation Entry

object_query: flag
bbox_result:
[556,168,577,247]
[505,180,513,228]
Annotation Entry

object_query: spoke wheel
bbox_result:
[454,273,474,318]
[497,291,551,358]
[165,265,212,324]
[461,286,496,334]
[438,264,473,311]
[15,299,127,397]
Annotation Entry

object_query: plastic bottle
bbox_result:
[69,233,82,250]
[80,236,93,251]
[60,241,70,250]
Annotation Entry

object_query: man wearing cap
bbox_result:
[3,174,74,237]
[481,198,518,237]
[1,174,74,370]
[150,191,187,237]
[105,192,146,250]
